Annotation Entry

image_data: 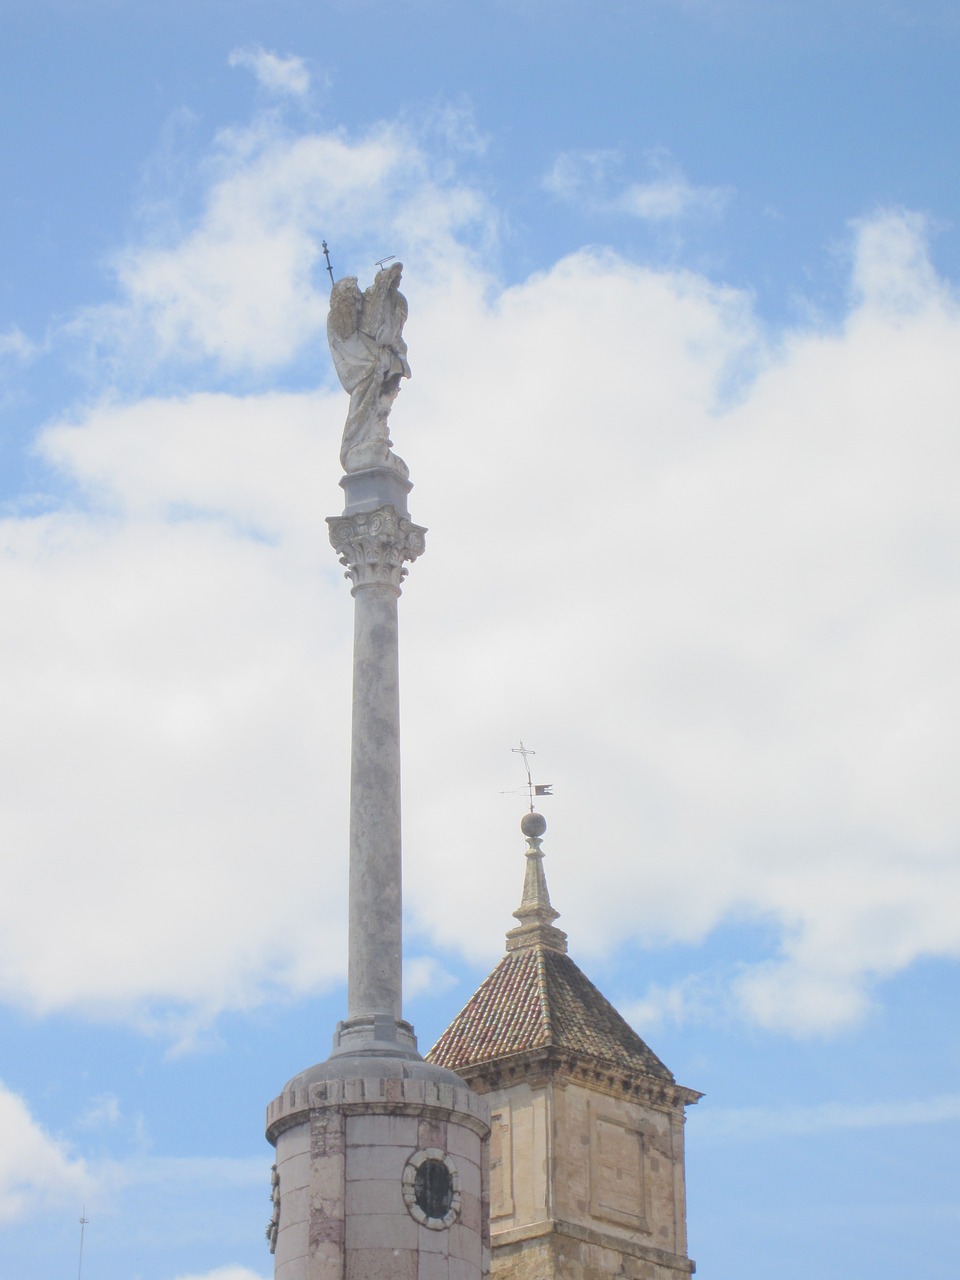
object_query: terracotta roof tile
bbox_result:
[427,943,673,1082]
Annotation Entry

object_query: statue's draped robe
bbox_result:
[328,267,410,475]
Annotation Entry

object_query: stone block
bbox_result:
[312,1112,346,1157]
[418,1118,448,1150]
[453,1155,480,1201]
[344,1079,366,1104]
[346,1247,418,1280]
[448,1256,482,1280]
[417,1251,450,1280]
[417,1224,449,1254]
[458,1190,481,1234]
[344,1177,404,1217]
[446,1124,481,1163]
[348,1113,418,1148]
[278,1124,312,1161]
[448,1222,481,1265]
[275,1252,310,1280]
[275,1219,309,1275]
[280,1183,309,1227]
[347,1143,410,1181]
[279,1150,311,1193]
[311,1156,346,1209]
[346,1211,418,1251]
[309,1206,345,1249]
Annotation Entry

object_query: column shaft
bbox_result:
[348,581,403,1021]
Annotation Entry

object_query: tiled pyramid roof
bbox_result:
[427,934,674,1081]
[428,809,674,1083]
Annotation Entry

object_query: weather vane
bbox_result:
[511,740,553,813]
[321,240,335,287]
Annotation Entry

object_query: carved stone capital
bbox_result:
[326,504,427,590]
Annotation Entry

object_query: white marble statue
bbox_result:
[327,263,411,477]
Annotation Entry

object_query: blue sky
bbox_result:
[1,2,959,1278]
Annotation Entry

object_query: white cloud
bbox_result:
[544,147,729,221]
[851,208,946,314]
[398,208,960,1037]
[77,1094,121,1130]
[3,109,960,1038]
[0,1082,92,1222]
[67,116,493,377]
[623,973,729,1032]
[404,956,458,1000]
[0,326,36,361]
[228,46,310,98]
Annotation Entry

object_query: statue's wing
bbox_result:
[327,277,362,342]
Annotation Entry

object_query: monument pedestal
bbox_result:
[266,1055,489,1280]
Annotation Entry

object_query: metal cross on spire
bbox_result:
[511,741,553,812]
[321,240,334,287]
[77,1208,89,1280]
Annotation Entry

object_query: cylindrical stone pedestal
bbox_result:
[266,1058,489,1280]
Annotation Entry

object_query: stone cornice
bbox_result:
[326,504,427,591]
[265,1073,489,1146]
[492,1217,696,1274]
[453,1045,702,1112]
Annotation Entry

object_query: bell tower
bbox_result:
[265,264,489,1280]
[428,810,700,1280]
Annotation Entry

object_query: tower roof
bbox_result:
[427,811,674,1083]
[428,942,674,1080]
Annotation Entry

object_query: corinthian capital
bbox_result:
[326,505,427,590]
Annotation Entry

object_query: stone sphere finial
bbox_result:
[521,811,547,839]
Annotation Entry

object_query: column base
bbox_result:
[330,1013,420,1058]
[340,466,413,517]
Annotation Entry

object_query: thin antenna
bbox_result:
[511,741,552,811]
[77,1208,89,1280]
[512,741,536,812]
[321,240,335,288]
[374,254,397,272]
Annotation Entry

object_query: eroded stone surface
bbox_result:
[327,264,411,478]
[267,1073,489,1280]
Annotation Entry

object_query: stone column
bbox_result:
[266,269,490,1280]
[327,483,426,1054]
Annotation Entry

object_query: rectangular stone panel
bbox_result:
[489,1107,514,1220]
[589,1108,649,1233]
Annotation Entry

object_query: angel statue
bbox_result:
[327,262,411,477]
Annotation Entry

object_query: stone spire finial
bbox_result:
[505,811,568,954]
